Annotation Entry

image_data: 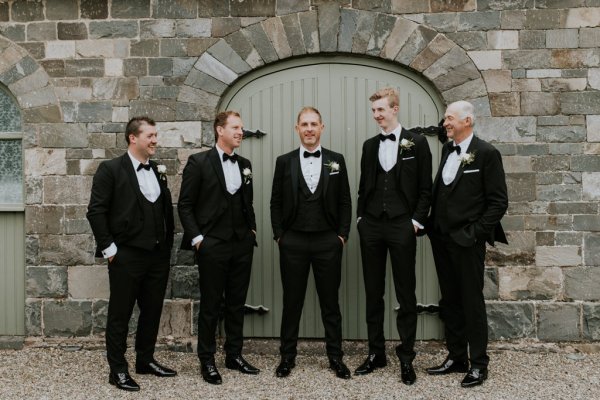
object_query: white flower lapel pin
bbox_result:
[243,167,252,184]
[157,164,167,181]
[399,138,415,153]
[325,161,340,174]
[459,151,476,167]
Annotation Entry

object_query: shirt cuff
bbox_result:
[102,243,117,258]
[412,219,424,230]
[357,217,362,224]
[191,234,204,246]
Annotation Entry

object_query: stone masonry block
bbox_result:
[564,267,600,301]
[482,70,511,93]
[140,19,176,38]
[318,2,340,52]
[81,0,108,19]
[26,266,67,298]
[476,116,536,143]
[262,17,292,59]
[46,0,78,20]
[57,23,87,41]
[537,303,581,341]
[231,0,275,17]
[25,299,41,336]
[68,266,109,299]
[410,34,455,72]
[583,303,600,340]
[176,19,211,38]
[130,100,177,121]
[381,17,418,60]
[242,22,279,63]
[469,50,502,70]
[39,233,95,266]
[458,11,501,31]
[584,233,600,266]
[277,0,310,15]
[536,246,581,267]
[112,0,151,19]
[487,30,518,49]
[487,302,535,340]
[194,52,237,84]
[43,301,93,337]
[27,22,57,42]
[25,205,64,235]
[396,25,437,66]
[154,0,197,18]
[490,93,520,116]
[366,12,397,57]
[11,0,44,22]
[351,10,377,55]
[484,267,498,300]
[64,59,104,77]
[499,266,562,300]
[170,266,200,299]
[582,173,600,200]
[299,11,320,54]
[89,21,138,39]
[546,29,579,49]
[156,121,202,147]
[207,40,251,75]
[565,7,600,28]
[158,301,192,337]
[487,230,535,266]
[38,123,88,148]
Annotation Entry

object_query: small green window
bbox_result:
[0,85,23,207]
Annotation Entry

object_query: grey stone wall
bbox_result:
[1,0,599,342]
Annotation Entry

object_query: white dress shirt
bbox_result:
[378,124,402,172]
[191,145,242,246]
[299,144,322,193]
[102,151,161,258]
[442,133,474,185]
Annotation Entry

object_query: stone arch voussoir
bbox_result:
[178,6,490,133]
[0,36,63,124]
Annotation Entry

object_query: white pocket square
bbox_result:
[463,169,479,174]
[402,156,415,160]
[329,171,339,175]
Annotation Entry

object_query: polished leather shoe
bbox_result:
[354,354,387,375]
[136,361,177,377]
[400,362,416,385]
[109,371,140,392]
[225,355,260,375]
[461,368,488,388]
[426,358,469,375]
[329,358,351,379]
[275,357,296,378]
[200,361,222,385]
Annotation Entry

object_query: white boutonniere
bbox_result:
[157,164,167,181]
[242,167,252,184]
[325,161,340,173]
[399,138,415,153]
[459,152,476,167]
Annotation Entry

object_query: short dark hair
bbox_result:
[296,106,322,124]
[125,116,156,145]
[213,111,241,142]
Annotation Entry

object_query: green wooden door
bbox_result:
[221,56,444,340]
[0,86,25,336]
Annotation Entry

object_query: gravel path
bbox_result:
[1,340,599,400]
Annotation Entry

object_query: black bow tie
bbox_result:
[379,133,396,142]
[448,143,461,155]
[303,150,321,158]
[137,163,151,171]
[223,152,238,163]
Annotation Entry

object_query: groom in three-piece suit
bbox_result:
[270,107,352,379]
[178,111,260,385]
[87,117,177,392]
[355,88,432,385]
[426,100,508,388]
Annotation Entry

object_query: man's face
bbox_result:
[217,115,244,150]
[443,105,471,141]
[129,122,158,160]
[295,111,323,150]
[371,97,399,132]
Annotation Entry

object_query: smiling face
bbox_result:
[128,122,158,162]
[296,110,323,152]
[217,114,244,153]
[443,103,473,144]
[371,97,399,133]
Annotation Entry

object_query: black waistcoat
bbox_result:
[290,172,330,232]
[127,192,166,251]
[207,189,248,241]
[365,162,408,219]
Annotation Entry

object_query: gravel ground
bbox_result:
[1,340,599,400]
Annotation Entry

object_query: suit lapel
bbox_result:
[433,144,450,193]
[450,135,478,193]
[321,148,330,196]
[122,154,144,206]
[209,147,228,193]
[395,128,409,181]
[290,151,299,208]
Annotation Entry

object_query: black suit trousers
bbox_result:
[429,232,489,369]
[196,233,254,361]
[106,245,170,373]
[278,230,344,359]
[358,215,417,363]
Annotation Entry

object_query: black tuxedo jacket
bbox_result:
[178,147,256,250]
[357,128,432,228]
[270,147,352,241]
[427,135,509,247]
[87,153,175,258]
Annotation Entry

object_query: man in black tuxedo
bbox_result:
[87,117,176,392]
[355,88,432,385]
[178,111,259,385]
[425,100,508,388]
[270,107,352,379]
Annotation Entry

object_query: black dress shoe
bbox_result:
[354,354,387,375]
[426,358,469,375]
[136,361,177,377]
[109,371,140,392]
[400,362,416,385]
[200,361,223,385]
[329,358,351,379]
[461,368,488,388]
[225,355,260,375]
[275,357,296,378]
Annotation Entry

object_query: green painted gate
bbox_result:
[220,56,444,340]
[0,85,25,336]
